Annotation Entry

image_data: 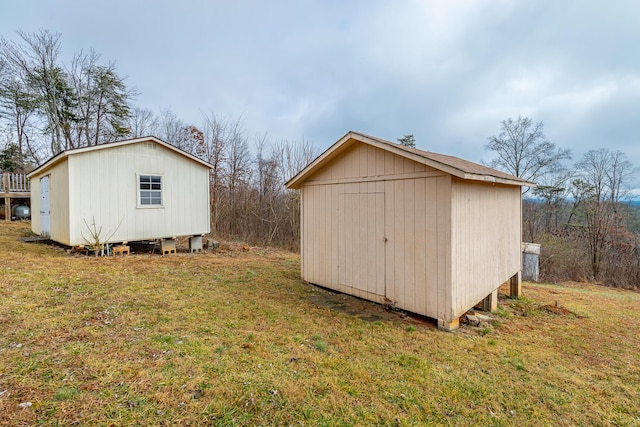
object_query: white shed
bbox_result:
[27,136,212,247]
[286,132,534,330]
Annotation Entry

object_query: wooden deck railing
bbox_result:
[1,173,31,194]
[2,173,31,221]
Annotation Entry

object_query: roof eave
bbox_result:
[27,152,69,178]
[27,136,213,178]
[68,136,214,169]
[285,131,533,189]
[460,173,536,187]
[285,131,355,189]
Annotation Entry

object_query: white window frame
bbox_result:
[137,173,164,208]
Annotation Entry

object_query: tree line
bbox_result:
[486,116,639,289]
[0,30,316,248]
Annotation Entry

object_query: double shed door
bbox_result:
[336,178,439,317]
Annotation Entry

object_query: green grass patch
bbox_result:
[54,386,80,401]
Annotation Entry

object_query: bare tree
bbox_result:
[571,148,637,280]
[157,109,206,156]
[224,120,252,238]
[485,116,571,187]
[0,72,37,168]
[271,138,317,245]
[605,150,635,206]
[531,165,574,237]
[251,133,282,243]
[201,113,239,235]
[127,107,159,138]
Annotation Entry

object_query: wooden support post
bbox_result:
[3,173,9,221]
[438,317,460,332]
[509,271,522,298]
[3,197,9,221]
[481,289,498,312]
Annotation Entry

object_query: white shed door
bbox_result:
[40,175,50,237]
[338,192,385,296]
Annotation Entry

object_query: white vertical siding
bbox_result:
[66,141,210,245]
[30,160,71,244]
[30,173,42,236]
[52,161,71,245]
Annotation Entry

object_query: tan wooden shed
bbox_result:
[286,131,534,330]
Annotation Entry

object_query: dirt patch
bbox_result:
[307,285,436,327]
[541,304,581,317]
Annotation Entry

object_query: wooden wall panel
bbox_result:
[391,179,405,306]
[53,161,70,245]
[413,177,427,316]
[30,159,72,244]
[436,175,452,326]
[403,179,416,310]
[450,180,521,317]
[424,178,439,317]
[380,177,441,319]
[67,141,210,246]
[30,173,42,235]
[336,189,385,295]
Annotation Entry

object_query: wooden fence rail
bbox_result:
[1,173,31,193]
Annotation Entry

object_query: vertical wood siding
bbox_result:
[52,161,71,245]
[30,171,42,236]
[30,140,210,246]
[67,142,210,245]
[30,160,71,244]
[300,141,450,319]
[450,179,521,318]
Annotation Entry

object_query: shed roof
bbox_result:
[27,136,213,178]
[286,131,536,189]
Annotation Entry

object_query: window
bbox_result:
[139,175,162,206]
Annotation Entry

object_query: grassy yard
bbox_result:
[0,222,639,426]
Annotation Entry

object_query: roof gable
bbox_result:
[285,131,535,189]
[27,136,213,178]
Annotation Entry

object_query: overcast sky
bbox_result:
[1,0,639,189]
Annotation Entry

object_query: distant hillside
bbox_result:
[525,198,640,207]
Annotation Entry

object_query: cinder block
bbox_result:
[161,239,176,255]
[189,236,203,253]
[112,245,130,256]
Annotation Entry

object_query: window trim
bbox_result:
[137,173,164,208]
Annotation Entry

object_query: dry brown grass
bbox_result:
[1,221,639,426]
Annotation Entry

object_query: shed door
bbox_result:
[40,175,50,237]
[338,192,385,296]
